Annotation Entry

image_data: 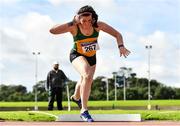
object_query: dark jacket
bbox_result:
[46,69,67,90]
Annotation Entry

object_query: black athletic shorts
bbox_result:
[69,49,96,66]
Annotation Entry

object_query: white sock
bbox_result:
[81,109,88,114]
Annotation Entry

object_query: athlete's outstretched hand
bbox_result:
[119,47,130,58]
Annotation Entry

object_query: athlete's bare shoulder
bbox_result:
[97,21,108,30]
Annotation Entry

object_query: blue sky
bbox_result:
[0,0,180,91]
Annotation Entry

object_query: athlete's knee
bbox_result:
[82,74,93,82]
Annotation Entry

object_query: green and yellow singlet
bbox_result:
[73,26,99,57]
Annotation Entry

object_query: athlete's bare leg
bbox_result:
[72,56,96,113]
[72,77,82,100]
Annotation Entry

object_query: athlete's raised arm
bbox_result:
[49,21,76,35]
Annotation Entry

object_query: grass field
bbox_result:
[0,110,180,121]
[0,100,180,121]
[1,100,180,107]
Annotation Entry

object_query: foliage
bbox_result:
[0,67,180,101]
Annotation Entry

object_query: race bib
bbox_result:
[81,41,100,53]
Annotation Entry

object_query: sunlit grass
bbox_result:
[0,100,180,107]
[0,110,180,121]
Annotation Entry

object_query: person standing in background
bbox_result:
[46,61,67,110]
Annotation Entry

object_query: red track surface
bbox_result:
[0,121,180,126]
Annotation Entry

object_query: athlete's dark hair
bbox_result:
[77,5,98,27]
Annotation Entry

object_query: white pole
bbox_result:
[66,83,71,111]
[145,45,152,110]
[115,74,117,101]
[32,52,40,111]
[106,79,109,101]
[123,75,126,101]
[35,53,38,111]
[102,78,109,101]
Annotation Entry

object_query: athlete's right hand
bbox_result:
[119,47,130,58]
[73,15,80,24]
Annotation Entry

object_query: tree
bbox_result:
[137,78,148,87]
[90,76,106,100]
[0,84,28,101]
[174,88,180,99]
[0,68,179,101]
[126,88,139,100]
[154,86,176,99]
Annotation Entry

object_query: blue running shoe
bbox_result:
[70,96,82,109]
[80,110,94,122]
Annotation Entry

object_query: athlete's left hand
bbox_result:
[119,47,130,58]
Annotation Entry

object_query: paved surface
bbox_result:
[58,114,141,121]
[0,121,180,126]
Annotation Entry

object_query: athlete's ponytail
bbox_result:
[77,5,98,28]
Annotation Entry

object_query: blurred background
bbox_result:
[0,0,179,103]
